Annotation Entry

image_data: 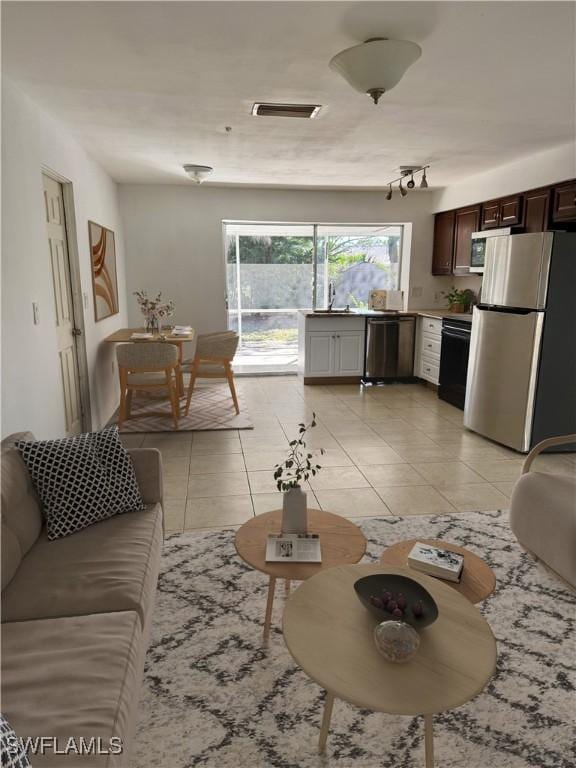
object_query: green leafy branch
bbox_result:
[273,413,324,492]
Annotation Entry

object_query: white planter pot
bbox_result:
[281,486,308,534]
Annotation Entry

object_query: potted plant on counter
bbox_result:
[274,415,323,534]
[443,287,475,313]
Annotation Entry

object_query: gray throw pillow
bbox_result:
[16,426,144,540]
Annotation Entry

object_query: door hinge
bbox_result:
[72,327,83,337]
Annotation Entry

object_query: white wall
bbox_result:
[119,184,462,335]
[1,79,127,438]
[433,142,576,212]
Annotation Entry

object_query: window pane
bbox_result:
[315,225,402,310]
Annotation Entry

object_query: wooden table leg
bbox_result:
[285,578,291,595]
[263,576,276,644]
[318,691,335,753]
[424,714,434,768]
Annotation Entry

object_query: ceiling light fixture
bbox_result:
[382,165,430,201]
[183,164,213,184]
[329,37,422,105]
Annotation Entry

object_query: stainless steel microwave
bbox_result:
[470,228,511,273]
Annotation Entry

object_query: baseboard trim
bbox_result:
[303,376,362,385]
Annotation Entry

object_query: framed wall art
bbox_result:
[88,220,119,321]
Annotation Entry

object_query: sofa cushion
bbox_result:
[510,471,576,587]
[1,504,162,627]
[16,426,145,541]
[1,611,143,766]
[1,432,43,587]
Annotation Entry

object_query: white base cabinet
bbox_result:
[415,316,442,385]
[298,315,365,380]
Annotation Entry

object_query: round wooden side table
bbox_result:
[380,538,496,603]
[234,508,366,643]
[283,563,497,767]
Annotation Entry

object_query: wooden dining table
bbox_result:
[103,326,196,395]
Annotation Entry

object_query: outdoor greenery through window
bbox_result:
[224,223,403,372]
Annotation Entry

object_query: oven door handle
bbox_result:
[442,330,471,341]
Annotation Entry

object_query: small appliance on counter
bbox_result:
[368,289,404,311]
[465,232,576,452]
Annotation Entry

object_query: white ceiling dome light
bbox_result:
[183,164,213,184]
[329,37,422,104]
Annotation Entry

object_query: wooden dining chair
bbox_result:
[181,331,240,416]
[116,342,181,429]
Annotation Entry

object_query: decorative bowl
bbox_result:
[374,621,420,663]
[354,573,438,630]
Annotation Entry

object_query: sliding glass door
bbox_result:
[224,222,403,373]
[225,224,314,373]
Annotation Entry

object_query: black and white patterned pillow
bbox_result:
[0,713,31,767]
[16,426,144,540]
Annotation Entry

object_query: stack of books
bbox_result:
[265,534,322,563]
[407,542,464,583]
[171,325,193,336]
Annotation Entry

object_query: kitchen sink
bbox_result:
[313,309,352,314]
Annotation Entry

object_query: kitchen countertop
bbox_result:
[300,309,473,323]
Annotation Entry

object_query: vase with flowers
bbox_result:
[273,414,323,534]
[134,290,175,333]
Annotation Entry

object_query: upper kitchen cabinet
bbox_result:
[453,206,480,275]
[551,181,576,223]
[480,195,523,229]
[432,210,455,275]
[524,187,551,233]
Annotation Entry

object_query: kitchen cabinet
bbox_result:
[298,314,365,382]
[551,182,576,223]
[415,316,442,385]
[432,210,455,275]
[523,188,551,233]
[453,206,480,275]
[480,195,523,229]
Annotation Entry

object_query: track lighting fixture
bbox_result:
[382,165,430,201]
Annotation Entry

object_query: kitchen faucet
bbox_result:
[328,282,335,311]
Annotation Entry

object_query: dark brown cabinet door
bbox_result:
[524,188,550,233]
[552,182,576,222]
[481,201,500,229]
[432,210,455,275]
[453,206,480,275]
[499,195,523,226]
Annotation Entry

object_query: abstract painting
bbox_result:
[89,221,119,321]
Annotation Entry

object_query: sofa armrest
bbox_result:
[128,448,163,505]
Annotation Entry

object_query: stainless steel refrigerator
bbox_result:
[464,232,576,452]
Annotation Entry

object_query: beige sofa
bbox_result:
[1,432,164,767]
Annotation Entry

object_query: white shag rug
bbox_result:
[135,511,575,768]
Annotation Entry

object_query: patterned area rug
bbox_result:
[135,511,575,768]
[117,382,253,432]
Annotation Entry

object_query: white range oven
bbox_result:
[470,227,511,273]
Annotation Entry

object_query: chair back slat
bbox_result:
[196,332,239,361]
[116,342,178,369]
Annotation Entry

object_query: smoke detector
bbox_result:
[183,164,213,184]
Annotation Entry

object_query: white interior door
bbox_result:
[43,174,82,435]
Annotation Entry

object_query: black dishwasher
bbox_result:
[439,318,472,409]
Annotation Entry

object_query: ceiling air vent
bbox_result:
[251,103,321,119]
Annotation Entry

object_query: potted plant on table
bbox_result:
[443,287,475,313]
[274,414,323,534]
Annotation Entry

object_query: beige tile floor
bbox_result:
[120,377,575,534]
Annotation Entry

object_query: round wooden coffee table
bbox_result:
[283,563,497,766]
[380,539,496,603]
[235,508,366,643]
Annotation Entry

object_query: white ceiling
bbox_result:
[3,1,575,188]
